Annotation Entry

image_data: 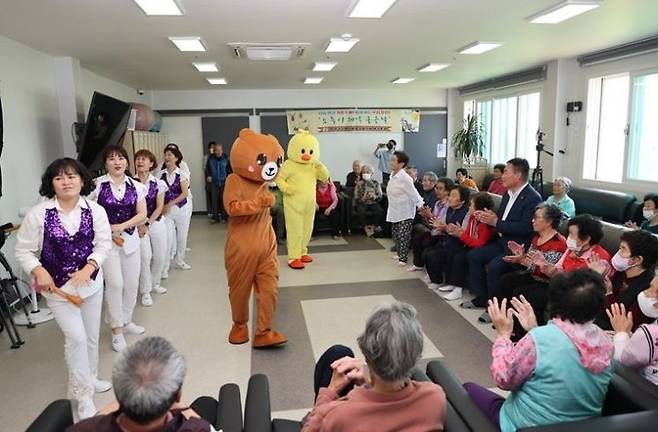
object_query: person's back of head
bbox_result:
[548,269,605,324]
[113,336,187,425]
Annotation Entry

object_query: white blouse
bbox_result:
[88,174,147,203]
[14,197,112,299]
[386,169,424,223]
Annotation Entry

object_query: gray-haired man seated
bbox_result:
[68,336,220,432]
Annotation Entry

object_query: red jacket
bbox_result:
[460,213,496,248]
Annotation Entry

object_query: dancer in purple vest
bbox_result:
[88,145,147,352]
[160,145,193,272]
[15,158,112,420]
[134,149,169,307]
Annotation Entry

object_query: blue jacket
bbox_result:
[496,184,543,246]
[207,154,230,187]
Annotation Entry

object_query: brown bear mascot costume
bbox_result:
[223,128,287,348]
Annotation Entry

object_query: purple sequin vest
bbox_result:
[40,204,99,288]
[97,179,138,234]
[144,179,162,221]
[161,172,187,208]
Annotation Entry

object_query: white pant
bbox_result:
[165,203,192,267]
[47,284,103,402]
[139,219,168,294]
[103,241,141,328]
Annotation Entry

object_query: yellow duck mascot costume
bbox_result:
[276,130,330,269]
[223,128,287,348]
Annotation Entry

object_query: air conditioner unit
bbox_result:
[228,42,310,60]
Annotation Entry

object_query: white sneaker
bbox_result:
[123,322,145,335]
[423,274,431,283]
[93,378,112,393]
[443,288,463,301]
[141,293,153,307]
[427,283,442,290]
[397,261,407,267]
[77,398,97,420]
[438,284,455,292]
[407,265,422,272]
[391,254,399,260]
[153,285,167,294]
[176,261,192,270]
[111,334,126,352]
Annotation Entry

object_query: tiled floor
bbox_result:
[0,216,498,430]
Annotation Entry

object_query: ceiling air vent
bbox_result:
[228,42,310,61]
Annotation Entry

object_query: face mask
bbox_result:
[611,251,637,272]
[637,291,658,318]
[362,173,372,180]
[643,209,655,220]
[566,236,581,252]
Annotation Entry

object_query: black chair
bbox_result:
[426,359,658,432]
[244,372,469,432]
[26,384,243,432]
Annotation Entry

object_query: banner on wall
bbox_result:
[286,109,420,134]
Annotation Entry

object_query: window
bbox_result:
[490,96,517,164]
[516,92,541,167]
[628,72,658,182]
[583,73,630,183]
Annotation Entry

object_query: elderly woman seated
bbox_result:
[625,193,658,234]
[301,302,447,432]
[465,269,614,432]
[353,164,383,237]
[545,176,576,218]
[70,336,218,431]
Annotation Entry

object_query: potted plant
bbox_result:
[452,114,485,165]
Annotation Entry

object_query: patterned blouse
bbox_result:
[353,179,382,205]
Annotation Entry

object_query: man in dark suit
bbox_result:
[462,158,542,322]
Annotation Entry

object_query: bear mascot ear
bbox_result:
[230,128,284,183]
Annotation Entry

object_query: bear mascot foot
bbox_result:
[288,259,305,270]
[253,330,288,348]
[301,254,313,263]
[228,324,249,345]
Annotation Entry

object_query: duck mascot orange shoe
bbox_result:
[275,130,330,270]
[223,128,288,348]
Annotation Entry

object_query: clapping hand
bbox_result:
[624,221,639,229]
[587,252,608,276]
[510,295,538,332]
[475,208,498,226]
[488,298,514,339]
[431,218,446,231]
[419,206,432,219]
[527,250,550,271]
[606,303,633,334]
[446,223,463,237]
[503,241,526,264]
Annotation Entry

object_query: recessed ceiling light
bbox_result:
[348,0,398,18]
[169,37,206,52]
[313,62,337,71]
[193,62,219,72]
[458,41,501,55]
[304,77,324,84]
[133,0,183,15]
[391,77,415,84]
[527,0,602,24]
[417,63,450,72]
[207,78,227,85]
[326,37,360,53]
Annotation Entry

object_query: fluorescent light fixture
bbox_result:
[304,77,324,84]
[313,62,337,71]
[528,0,602,24]
[134,0,183,15]
[391,77,415,84]
[417,63,450,72]
[207,77,227,85]
[326,37,359,53]
[169,37,206,52]
[348,0,398,18]
[193,62,218,72]
[458,41,501,54]
[245,47,292,61]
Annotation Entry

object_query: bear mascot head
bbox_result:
[230,128,284,182]
[287,130,321,165]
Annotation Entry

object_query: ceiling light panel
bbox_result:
[207,78,227,85]
[528,0,602,24]
[418,63,450,72]
[348,0,398,18]
[169,37,206,52]
[305,77,324,84]
[193,62,218,72]
[326,38,359,53]
[458,42,501,54]
[134,0,183,16]
[391,77,415,84]
[313,62,337,71]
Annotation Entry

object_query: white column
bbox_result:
[52,57,81,158]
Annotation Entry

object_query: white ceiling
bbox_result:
[1,0,657,90]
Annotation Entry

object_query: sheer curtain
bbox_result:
[628,72,658,182]
[516,93,540,167]
[490,96,517,164]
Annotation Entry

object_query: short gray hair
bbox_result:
[357,302,424,382]
[112,337,187,423]
[361,164,373,174]
[554,176,573,193]
[423,171,438,183]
